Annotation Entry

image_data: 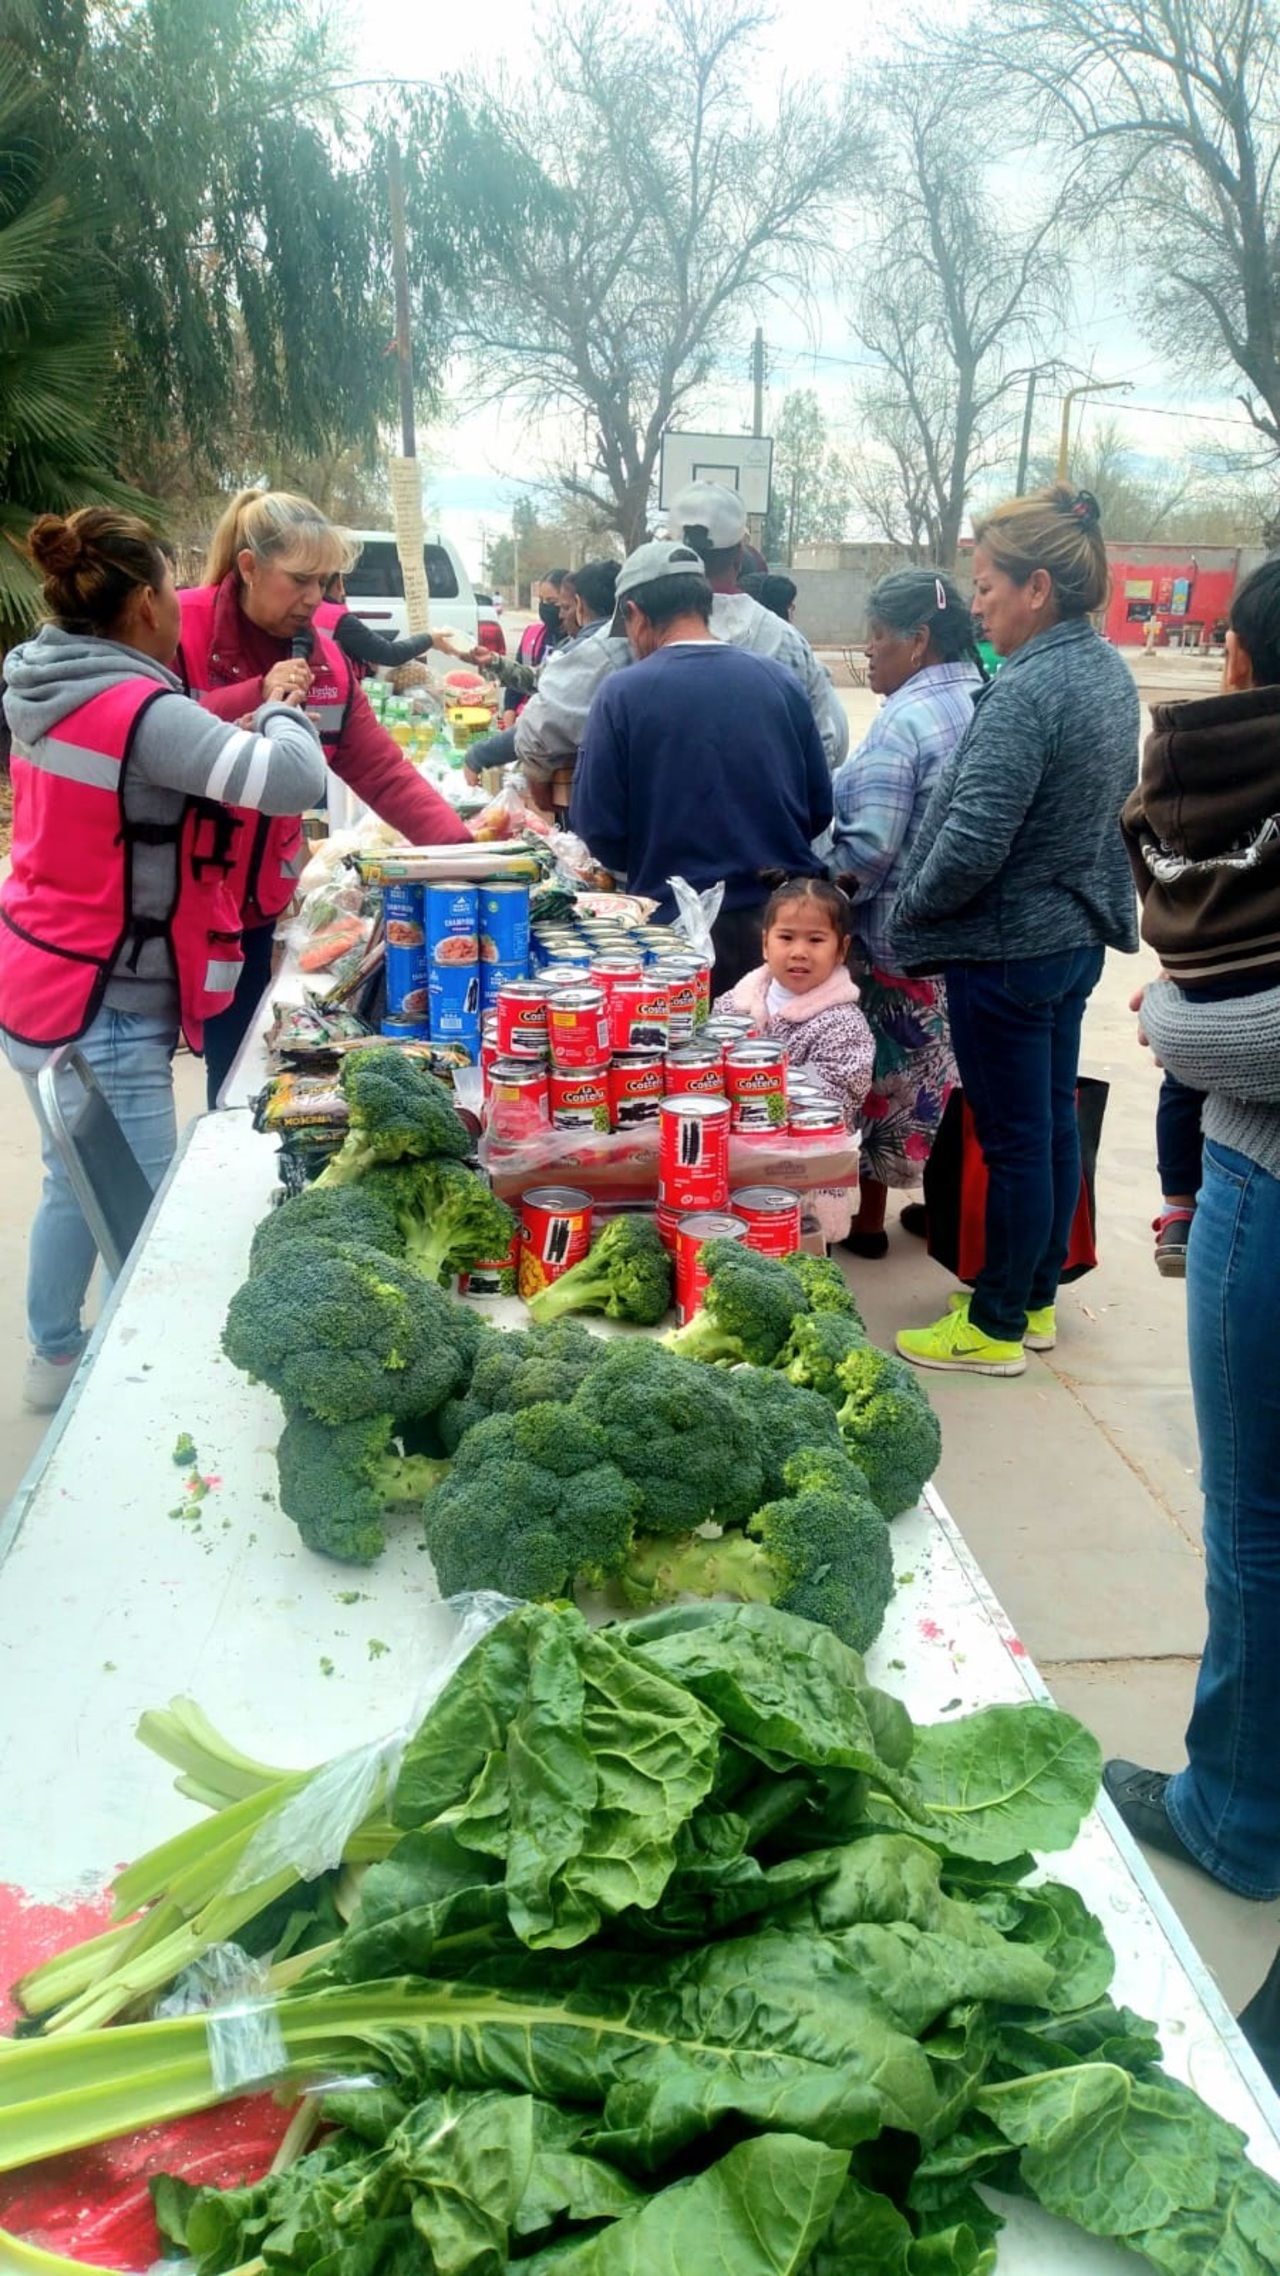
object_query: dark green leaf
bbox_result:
[520,2133,849,2276]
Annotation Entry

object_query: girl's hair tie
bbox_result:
[1070,489,1101,529]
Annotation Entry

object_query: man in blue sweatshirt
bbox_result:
[570,542,832,991]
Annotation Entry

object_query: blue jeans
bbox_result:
[1165,1139,1280,1900]
[203,920,275,1108]
[944,947,1105,1342]
[1156,1072,1206,1198]
[1,1008,178,1359]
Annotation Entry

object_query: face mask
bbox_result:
[539,600,563,629]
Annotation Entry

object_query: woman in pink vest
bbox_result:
[177,490,474,1104]
[0,510,325,1414]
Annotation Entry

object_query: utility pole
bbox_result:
[752,326,765,438]
[1015,371,1038,496]
[1057,379,1132,482]
[387,139,416,461]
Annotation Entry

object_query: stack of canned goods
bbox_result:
[379,879,531,1058]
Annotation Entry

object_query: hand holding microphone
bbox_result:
[264,629,314,707]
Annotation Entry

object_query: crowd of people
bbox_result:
[1,475,1278,2067]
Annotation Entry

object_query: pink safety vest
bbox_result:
[177,586,354,923]
[0,678,245,1051]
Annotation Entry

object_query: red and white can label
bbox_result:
[610,979,670,1054]
[550,1064,612,1131]
[789,1100,847,1134]
[487,1057,551,1139]
[674,1210,749,1325]
[653,961,699,1046]
[655,1202,683,1254]
[458,1232,520,1297]
[730,1185,803,1257]
[664,1045,725,1098]
[658,1094,731,1213]
[589,953,644,993]
[610,1050,664,1128]
[518,1185,593,1301]
[548,986,611,1068]
[496,981,548,1058]
[725,1041,789,1131]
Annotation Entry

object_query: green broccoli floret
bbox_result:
[664,1238,810,1367]
[222,1239,480,1425]
[569,1339,764,1534]
[620,1446,893,1653]
[832,1343,942,1516]
[276,1408,451,1564]
[723,1368,863,1501]
[525,1215,672,1328]
[421,1402,641,1597]
[779,1251,866,1330]
[775,1309,868,1401]
[248,1181,405,1276]
[315,1049,471,1186]
[368,1159,516,1288]
[436,1319,608,1454]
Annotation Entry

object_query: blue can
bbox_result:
[481,958,527,1013]
[426,882,480,1053]
[382,1015,430,1039]
[479,881,530,977]
[382,882,428,1018]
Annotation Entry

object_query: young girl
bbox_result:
[713,878,874,1243]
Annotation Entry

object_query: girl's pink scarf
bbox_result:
[727,963,861,1027]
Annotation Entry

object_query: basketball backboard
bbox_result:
[657,431,773,516]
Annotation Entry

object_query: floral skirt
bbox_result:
[853,965,955,1189]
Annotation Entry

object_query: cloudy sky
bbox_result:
[345,0,1264,577]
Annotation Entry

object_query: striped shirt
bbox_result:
[829,662,981,968]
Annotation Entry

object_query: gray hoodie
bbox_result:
[513,594,848,777]
[3,625,325,1019]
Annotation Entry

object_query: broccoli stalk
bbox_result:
[374,1160,517,1288]
[664,1239,811,1368]
[619,1528,778,1609]
[315,1049,472,1188]
[276,1409,452,1564]
[525,1216,672,1328]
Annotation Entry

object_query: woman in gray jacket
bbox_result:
[891,487,1139,1376]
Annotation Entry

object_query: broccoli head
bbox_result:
[248,1181,405,1276]
[222,1239,481,1425]
[775,1309,868,1402]
[525,1215,672,1328]
[723,1367,861,1502]
[779,1251,866,1331]
[832,1343,942,1516]
[569,1338,764,1535]
[421,1402,641,1598]
[436,1319,608,1454]
[276,1408,451,1564]
[664,1239,810,1368]
[369,1159,516,1288]
[315,1049,471,1186]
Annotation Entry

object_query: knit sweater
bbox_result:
[892,618,1140,971]
[713,963,875,1130]
[1140,979,1280,1180]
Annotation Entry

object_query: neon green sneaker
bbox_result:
[948,1289,1056,1351]
[897,1307,1026,1377]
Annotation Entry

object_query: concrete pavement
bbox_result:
[0,651,1274,2019]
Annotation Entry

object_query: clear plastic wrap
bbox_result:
[669,873,724,965]
[480,1121,860,1204]
[154,1944,288,2096]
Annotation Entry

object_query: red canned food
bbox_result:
[589,953,644,993]
[658,1094,732,1213]
[519,1185,593,1302]
[496,980,548,1058]
[653,959,699,1046]
[692,962,712,1025]
[458,1232,520,1298]
[730,1185,803,1257]
[611,977,670,1054]
[725,1040,789,1131]
[790,1100,847,1133]
[674,1210,749,1325]
[487,1055,551,1139]
[550,1062,612,1131]
[655,1201,683,1254]
[547,985,611,1068]
[610,1049,664,1128]
[480,1030,501,1095]
[664,1045,725,1098]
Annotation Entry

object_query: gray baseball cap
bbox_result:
[609,539,708,630]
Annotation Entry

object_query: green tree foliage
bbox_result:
[761,391,856,562]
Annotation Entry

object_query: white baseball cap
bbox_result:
[666,481,748,548]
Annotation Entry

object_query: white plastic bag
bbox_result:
[669,874,724,965]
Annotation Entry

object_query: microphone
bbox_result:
[290,629,314,662]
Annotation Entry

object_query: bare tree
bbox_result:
[844,64,1072,566]
[987,1,1280,449]
[460,0,868,548]
[1028,417,1197,536]
[761,391,856,560]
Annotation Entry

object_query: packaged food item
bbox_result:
[547,985,611,1068]
[495,979,549,1057]
[664,1044,725,1097]
[550,1064,612,1131]
[426,883,480,1052]
[458,1231,520,1298]
[479,880,531,971]
[488,1056,552,1138]
[610,1049,665,1129]
[518,1185,594,1298]
[297,913,369,973]
[481,959,526,1015]
[610,977,670,1053]
[674,1210,749,1324]
[653,958,700,1046]
[589,952,644,994]
[381,1014,431,1040]
[729,1185,803,1256]
[725,1040,789,1131]
[789,1100,847,1134]
[382,881,428,1014]
[658,1094,731,1212]
[656,1201,682,1253]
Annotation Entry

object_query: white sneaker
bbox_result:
[23,1350,82,1413]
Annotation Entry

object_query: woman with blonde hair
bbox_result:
[891,485,1140,1376]
[178,489,473,1102]
[0,508,325,1410]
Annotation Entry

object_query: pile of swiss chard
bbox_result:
[4,1601,1277,2275]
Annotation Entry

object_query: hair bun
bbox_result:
[1070,489,1102,530]
[27,515,85,574]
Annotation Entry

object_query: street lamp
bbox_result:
[1056,380,1133,481]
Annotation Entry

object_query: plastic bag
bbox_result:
[154,1944,288,2097]
[669,873,724,965]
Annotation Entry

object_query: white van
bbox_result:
[343,530,479,646]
